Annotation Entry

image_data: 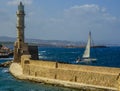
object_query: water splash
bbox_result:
[2,68,9,73]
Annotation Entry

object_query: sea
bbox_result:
[0,46,120,91]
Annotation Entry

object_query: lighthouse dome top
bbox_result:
[18,2,24,11]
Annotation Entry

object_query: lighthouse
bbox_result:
[17,2,25,46]
[14,2,29,62]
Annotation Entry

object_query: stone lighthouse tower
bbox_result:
[14,2,29,62]
[17,2,25,44]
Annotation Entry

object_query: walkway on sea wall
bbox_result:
[9,57,120,90]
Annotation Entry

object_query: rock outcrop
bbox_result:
[0,61,13,67]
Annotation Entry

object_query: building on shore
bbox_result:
[10,2,120,91]
[0,44,13,58]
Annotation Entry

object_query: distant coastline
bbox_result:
[0,36,119,47]
[0,41,108,48]
[38,44,108,48]
[63,45,108,48]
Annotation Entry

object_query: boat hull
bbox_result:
[76,58,97,63]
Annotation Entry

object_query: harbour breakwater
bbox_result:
[10,55,120,91]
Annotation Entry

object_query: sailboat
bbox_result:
[76,32,97,63]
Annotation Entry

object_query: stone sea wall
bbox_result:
[22,58,120,90]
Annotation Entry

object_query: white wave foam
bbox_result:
[2,68,9,73]
[40,51,46,53]
[38,51,46,56]
[39,55,44,59]
[38,53,41,56]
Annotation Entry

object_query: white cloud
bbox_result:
[30,4,120,43]
[3,2,119,44]
[64,4,100,16]
[7,0,33,5]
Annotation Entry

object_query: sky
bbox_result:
[0,0,120,45]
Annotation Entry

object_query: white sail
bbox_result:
[76,31,97,63]
[82,32,91,58]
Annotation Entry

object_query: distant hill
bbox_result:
[0,36,15,42]
[0,36,84,47]
[0,36,108,48]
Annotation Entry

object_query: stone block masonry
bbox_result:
[17,57,120,90]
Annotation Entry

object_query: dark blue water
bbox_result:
[39,46,120,67]
[0,46,120,91]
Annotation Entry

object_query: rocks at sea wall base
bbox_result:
[0,61,13,67]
